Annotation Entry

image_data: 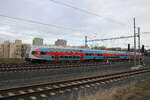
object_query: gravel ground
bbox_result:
[0,62,134,89]
[23,70,150,100]
[0,58,26,64]
[79,78,150,100]
[0,57,150,90]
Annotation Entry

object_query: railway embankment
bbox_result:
[0,57,150,93]
[79,78,150,100]
[0,62,134,89]
[0,58,26,64]
[1,68,150,100]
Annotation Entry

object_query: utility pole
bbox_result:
[141,45,145,65]
[128,44,130,51]
[138,27,141,65]
[133,18,137,66]
[128,44,131,63]
[85,36,88,48]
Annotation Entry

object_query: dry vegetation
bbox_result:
[0,58,25,64]
[78,78,150,100]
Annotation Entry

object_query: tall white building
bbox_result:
[55,39,67,47]
[0,40,29,58]
[33,38,43,46]
[0,45,3,58]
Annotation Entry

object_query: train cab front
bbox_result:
[30,50,48,63]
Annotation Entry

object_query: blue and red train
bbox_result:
[25,46,142,63]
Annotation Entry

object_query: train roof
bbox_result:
[30,45,131,53]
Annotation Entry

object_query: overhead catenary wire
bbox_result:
[87,32,150,42]
[142,32,150,34]
[49,0,127,26]
[1,14,143,44]
[0,13,149,46]
[0,13,130,40]
[0,22,90,38]
[0,14,89,33]
[88,35,134,42]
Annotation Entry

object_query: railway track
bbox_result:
[0,62,105,68]
[0,67,150,100]
[0,62,119,72]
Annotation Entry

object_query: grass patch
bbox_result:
[0,58,25,64]
[79,78,150,100]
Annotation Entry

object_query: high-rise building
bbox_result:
[33,38,43,46]
[21,44,30,58]
[9,43,16,58]
[55,39,67,47]
[0,45,3,58]
[0,40,29,58]
[2,41,10,58]
[14,40,22,58]
[15,40,22,45]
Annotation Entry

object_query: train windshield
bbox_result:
[32,51,37,55]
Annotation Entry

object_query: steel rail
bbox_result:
[1,68,150,100]
[0,62,119,72]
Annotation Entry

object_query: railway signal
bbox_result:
[128,44,130,51]
[141,45,145,53]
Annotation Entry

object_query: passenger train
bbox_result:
[25,46,142,63]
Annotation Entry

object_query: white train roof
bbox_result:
[31,45,128,53]
[29,45,141,54]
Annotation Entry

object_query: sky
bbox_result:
[0,0,150,48]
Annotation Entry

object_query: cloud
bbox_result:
[0,30,15,37]
[0,0,150,48]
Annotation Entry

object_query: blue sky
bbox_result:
[0,0,150,48]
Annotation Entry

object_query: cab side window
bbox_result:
[32,51,37,55]
[40,51,46,55]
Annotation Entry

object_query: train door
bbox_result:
[54,55,59,62]
[80,56,84,61]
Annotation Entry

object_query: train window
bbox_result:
[32,51,37,55]
[51,56,54,58]
[65,56,68,58]
[98,54,102,56]
[69,56,72,58]
[40,51,46,55]
[60,56,62,58]
[87,53,91,56]
[86,53,89,56]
